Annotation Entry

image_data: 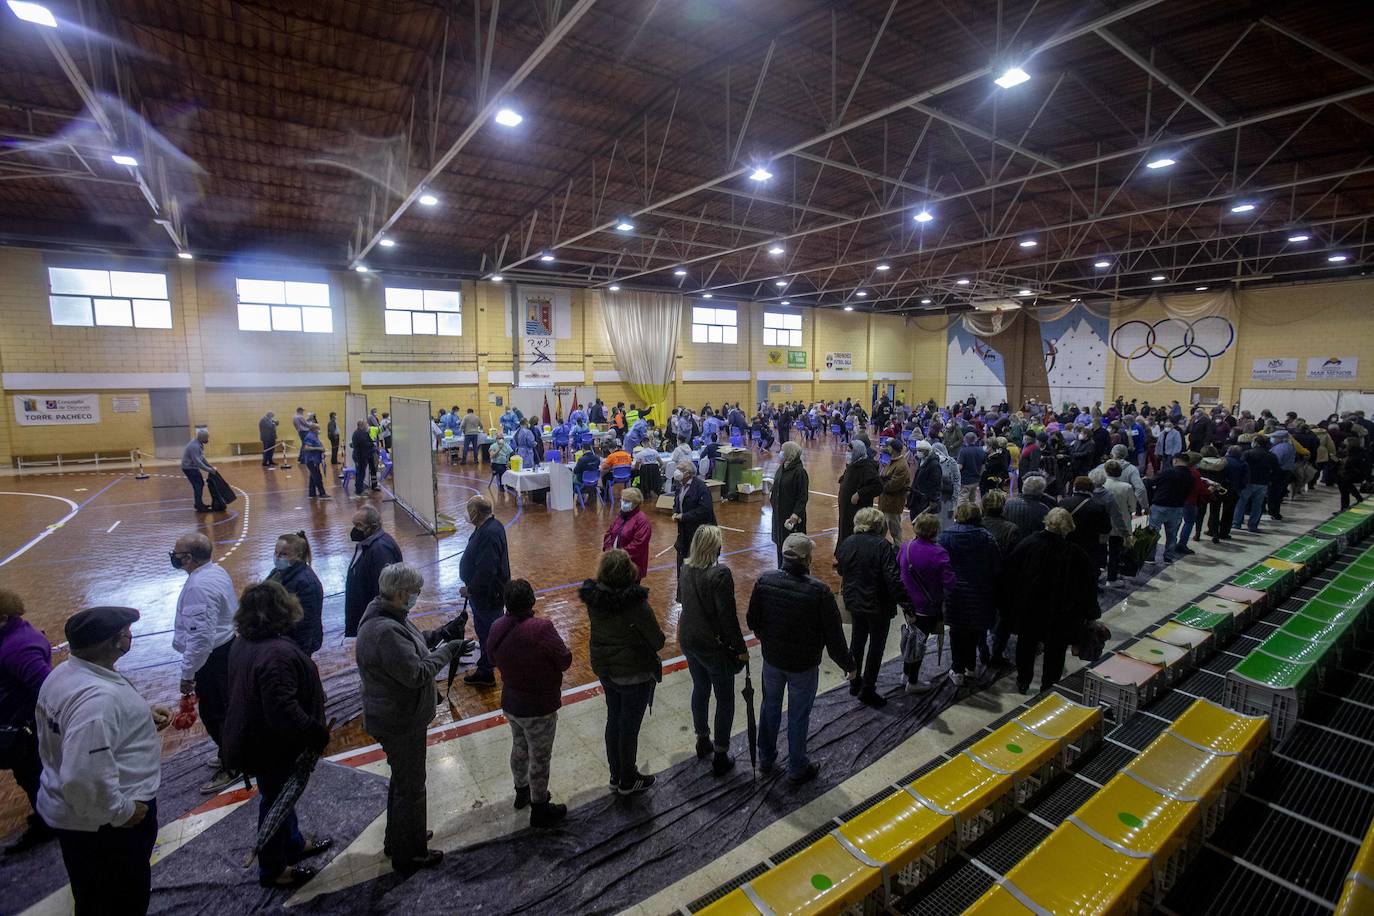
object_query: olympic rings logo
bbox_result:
[1109,316,1234,384]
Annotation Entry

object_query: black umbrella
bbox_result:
[243,743,325,869]
[442,602,475,701]
[742,658,758,778]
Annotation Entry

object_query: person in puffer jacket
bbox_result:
[833,508,906,708]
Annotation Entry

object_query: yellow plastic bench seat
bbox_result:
[1336,876,1374,915]
[1151,621,1210,649]
[966,724,1061,775]
[1121,636,1190,668]
[1015,692,1102,743]
[693,887,760,915]
[748,834,877,915]
[1126,732,1238,803]
[998,821,1153,915]
[1168,699,1268,759]
[1071,772,1199,858]
[1262,557,1303,573]
[964,883,1036,913]
[909,754,1012,821]
[836,790,954,872]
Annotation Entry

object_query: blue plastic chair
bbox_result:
[544,449,562,465]
[577,469,600,508]
[879,451,892,466]
[729,433,743,448]
[831,424,842,436]
[610,465,632,501]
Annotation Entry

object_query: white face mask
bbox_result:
[404,593,419,611]
[620,501,633,512]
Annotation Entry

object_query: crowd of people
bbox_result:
[6,385,1373,914]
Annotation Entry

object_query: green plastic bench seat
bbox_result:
[1327,576,1374,600]
[1318,516,1364,536]
[1299,598,1364,626]
[1254,631,1331,666]
[1232,564,1292,593]
[1271,537,1331,565]
[1230,652,1316,691]
[1316,582,1374,607]
[1174,605,1236,638]
[1280,612,1349,644]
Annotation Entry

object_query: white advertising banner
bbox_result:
[13,394,100,426]
[1251,358,1298,381]
[1306,356,1359,381]
[824,351,853,370]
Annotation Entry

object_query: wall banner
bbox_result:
[788,350,807,369]
[1306,356,1359,381]
[1251,358,1298,382]
[14,394,101,426]
[520,291,556,387]
[824,351,853,370]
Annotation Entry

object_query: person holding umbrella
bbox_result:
[747,533,855,785]
[221,581,332,889]
[356,563,466,874]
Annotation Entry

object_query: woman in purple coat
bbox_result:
[0,589,54,853]
[897,514,956,693]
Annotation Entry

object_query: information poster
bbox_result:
[1306,356,1359,381]
[1251,358,1298,381]
[14,394,100,426]
[825,351,853,370]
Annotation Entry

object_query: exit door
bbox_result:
[149,389,190,459]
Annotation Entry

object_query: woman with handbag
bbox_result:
[897,514,956,693]
[580,549,666,796]
[677,526,747,776]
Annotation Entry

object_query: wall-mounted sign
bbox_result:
[766,349,785,367]
[13,394,100,426]
[787,350,807,369]
[112,395,141,413]
[1306,356,1359,381]
[825,351,853,370]
[1251,358,1298,382]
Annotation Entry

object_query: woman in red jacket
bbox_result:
[603,487,653,580]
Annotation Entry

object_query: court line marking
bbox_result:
[0,492,80,568]
[107,520,122,533]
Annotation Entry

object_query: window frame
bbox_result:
[383,285,463,337]
[690,304,738,345]
[46,266,172,330]
[234,277,333,334]
[762,310,802,348]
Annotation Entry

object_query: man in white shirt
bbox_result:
[170,532,240,793]
[37,606,170,916]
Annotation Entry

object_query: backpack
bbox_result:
[939,462,956,498]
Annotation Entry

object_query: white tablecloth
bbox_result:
[502,465,574,510]
[502,469,549,492]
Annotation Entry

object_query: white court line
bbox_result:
[809,490,838,498]
[0,492,80,568]
[106,520,122,533]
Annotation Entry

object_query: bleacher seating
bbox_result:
[1336,815,1374,915]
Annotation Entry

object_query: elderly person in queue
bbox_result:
[0,589,54,853]
[769,441,809,568]
[222,582,332,889]
[266,531,324,655]
[836,440,882,551]
[581,549,666,796]
[343,506,402,638]
[937,503,1002,686]
[459,495,510,688]
[678,526,748,776]
[603,487,652,580]
[1004,473,1054,538]
[355,563,466,874]
[747,533,855,785]
[1000,508,1101,693]
[673,460,716,579]
[898,513,957,692]
[877,439,911,544]
[834,507,906,708]
[487,579,572,828]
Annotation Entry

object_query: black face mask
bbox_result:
[350,526,367,542]
[169,551,184,570]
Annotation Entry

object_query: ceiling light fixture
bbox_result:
[774,280,788,287]
[1070,297,1082,303]
[177,251,193,260]
[608,284,620,292]
[749,167,773,182]
[1017,289,1032,296]
[994,67,1030,89]
[843,306,854,312]
[7,1,57,28]
[1145,157,1176,170]
[702,293,713,299]
[418,193,439,207]
[539,253,555,262]
[956,278,970,285]
[768,244,784,255]
[780,300,790,306]
[921,298,932,305]
[379,238,396,248]
[913,210,933,223]
[1195,286,1208,291]
[490,275,503,282]
[1328,254,1349,262]
[1151,274,1166,281]
[1230,202,1255,213]
[494,108,523,127]
[855,291,867,297]
[673,269,687,277]
[1094,260,1111,269]
[1287,233,1310,242]
[1019,239,1037,248]
[111,154,138,167]
[355,265,369,273]
[876,263,890,272]
[615,221,635,232]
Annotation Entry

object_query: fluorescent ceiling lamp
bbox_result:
[855,291,867,297]
[701,293,713,298]
[956,278,970,285]
[920,298,932,304]
[539,253,555,262]
[1017,289,1032,296]
[1018,239,1037,248]
[7,1,57,28]
[494,108,523,127]
[1287,234,1310,242]
[379,238,396,248]
[1230,203,1255,213]
[418,193,439,206]
[768,245,784,255]
[1145,157,1176,169]
[994,67,1030,89]
[1070,297,1082,302]
[1328,254,1348,262]
[774,280,787,287]
[1151,274,1166,281]
[490,275,503,282]
[913,210,933,223]
[177,251,193,260]
[749,167,773,181]
[1094,260,1111,268]
[111,154,138,167]
[843,306,854,311]
[608,285,621,291]
[355,265,369,273]
[615,221,635,232]
[780,300,790,305]
[876,263,890,271]
[1195,286,1208,291]
[673,269,687,276]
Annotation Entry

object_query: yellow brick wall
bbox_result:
[1104,292,1241,407]
[1229,280,1374,392]
[908,315,949,404]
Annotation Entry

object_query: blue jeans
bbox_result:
[1149,505,1184,561]
[462,433,479,463]
[1177,504,1198,545]
[758,662,819,778]
[684,649,736,753]
[1233,483,1267,532]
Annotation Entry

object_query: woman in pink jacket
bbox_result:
[896,512,957,693]
[603,488,653,580]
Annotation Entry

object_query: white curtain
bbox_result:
[960,308,1022,336]
[594,290,681,405]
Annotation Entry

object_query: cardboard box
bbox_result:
[737,489,764,503]
[655,494,675,513]
[704,479,724,501]
[740,467,764,488]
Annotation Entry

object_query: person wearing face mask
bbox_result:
[343,506,403,638]
[265,532,324,655]
[37,606,172,915]
[355,563,464,875]
[770,441,809,568]
[672,460,716,579]
[458,496,510,688]
[603,488,652,580]
[170,532,240,794]
[836,440,881,552]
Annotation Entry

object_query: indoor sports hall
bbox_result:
[0,1,1371,914]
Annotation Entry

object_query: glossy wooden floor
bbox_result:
[0,433,849,829]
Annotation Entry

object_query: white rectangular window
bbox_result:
[46,267,172,329]
[691,305,736,345]
[763,311,802,348]
[236,278,332,333]
[383,286,462,336]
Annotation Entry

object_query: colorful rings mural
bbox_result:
[1109,316,1235,384]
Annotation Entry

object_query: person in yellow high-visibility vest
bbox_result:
[625,406,639,426]
[366,420,381,488]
